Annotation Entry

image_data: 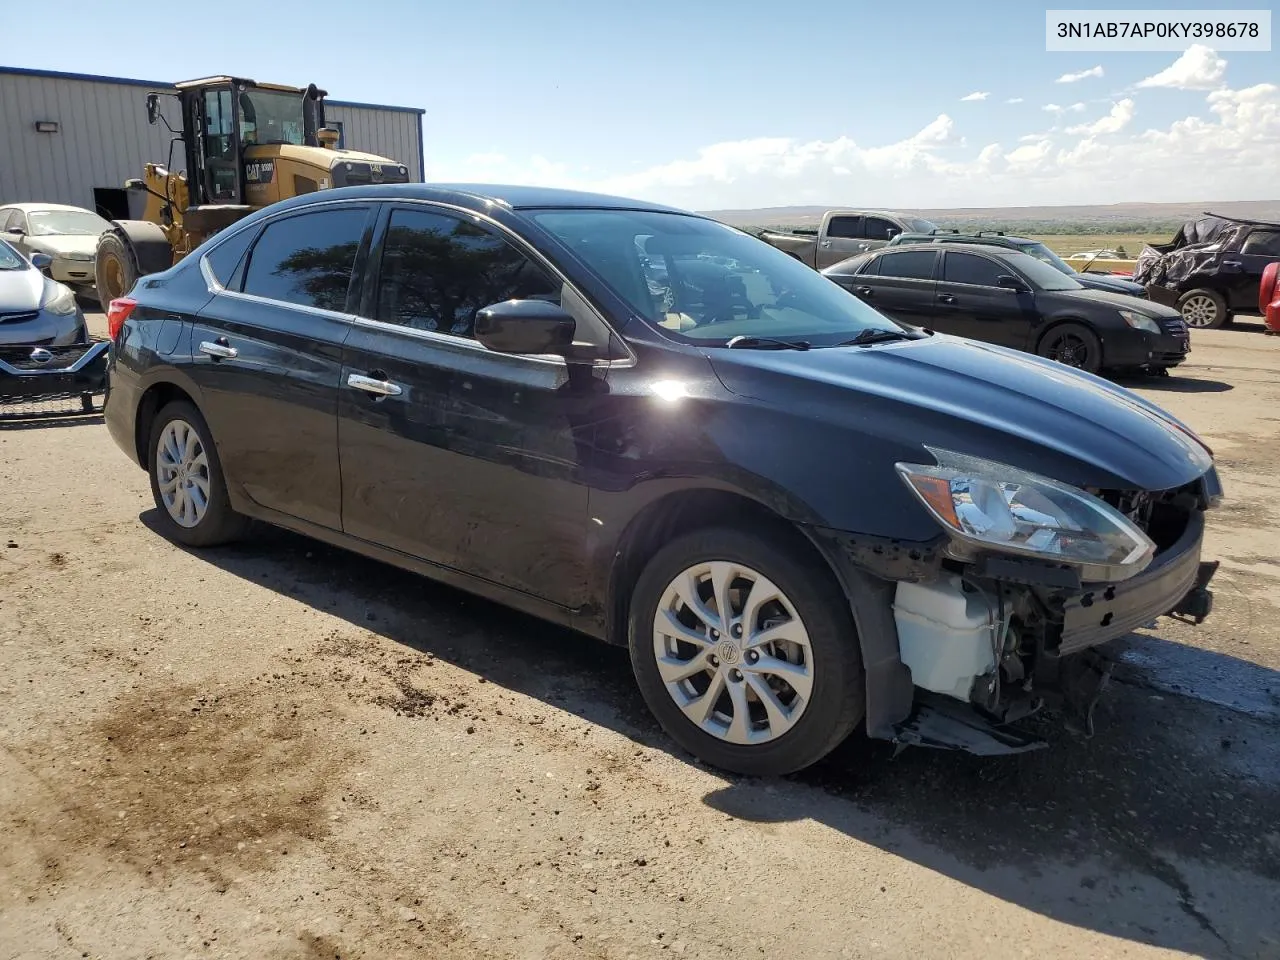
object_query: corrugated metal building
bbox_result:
[0,66,424,218]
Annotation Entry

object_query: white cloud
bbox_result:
[1056,65,1104,83]
[425,70,1280,209]
[1042,102,1086,114]
[1137,44,1227,90]
[959,91,989,102]
[1066,99,1135,136]
[1005,97,1025,104]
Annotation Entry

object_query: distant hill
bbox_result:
[703,200,1280,231]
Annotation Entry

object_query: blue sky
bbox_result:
[6,0,1277,209]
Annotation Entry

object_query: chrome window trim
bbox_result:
[197,195,637,369]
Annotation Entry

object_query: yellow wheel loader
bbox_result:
[95,76,411,302]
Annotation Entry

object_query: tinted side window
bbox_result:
[943,252,1005,286]
[874,250,937,280]
[862,217,901,242]
[374,207,559,339]
[1242,229,1280,257]
[242,207,369,311]
[826,216,862,239]
[204,225,258,289]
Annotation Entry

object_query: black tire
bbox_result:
[146,400,247,547]
[95,231,139,304]
[628,526,865,776]
[1178,288,1228,329]
[1038,322,1102,373]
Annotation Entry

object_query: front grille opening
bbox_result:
[1098,483,1196,554]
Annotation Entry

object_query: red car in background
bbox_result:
[1262,262,1280,334]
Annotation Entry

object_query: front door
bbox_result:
[817,214,866,269]
[934,250,1033,348]
[337,203,599,608]
[186,203,375,530]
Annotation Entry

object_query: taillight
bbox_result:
[106,297,136,341]
[1260,262,1279,315]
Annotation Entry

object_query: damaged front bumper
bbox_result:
[814,496,1219,758]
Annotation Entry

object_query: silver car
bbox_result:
[0,202,111,300]
[0,239,108,412]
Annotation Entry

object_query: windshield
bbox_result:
[0,240,24,270]
[906,217,938,233]
[239,89,306,146]
[1016,240,1077,276]
[27,210,111,236]
[1011,252,1084,291]
[531,209,902,346]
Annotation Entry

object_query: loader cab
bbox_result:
[174,76,326,208]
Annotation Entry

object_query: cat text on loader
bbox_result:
[94,76,411,302]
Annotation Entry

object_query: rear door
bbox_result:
[935,250,1033,347]
[816,214,865,269]
[187,202,375,530]
[1225,227,1280,311]
[847,250,938,327]
[337,202,604,608]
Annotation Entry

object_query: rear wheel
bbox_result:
[147,400,247,547]
[628,527,864,776]
[1178,288,1227,329]
[1038,322,1102,373]
[95,231,138,304]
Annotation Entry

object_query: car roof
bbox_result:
[881,240,1021,257]
[0,202,97,213]
[278,183,694,216]
[897,231,1036,246]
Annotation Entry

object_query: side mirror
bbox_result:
[146,93,159,125]
[30,252,52,270]
[475,299,576,356]
[5,226,24,237]
[996,274,1028,292]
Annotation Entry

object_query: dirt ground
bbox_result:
[2,313,1279,960]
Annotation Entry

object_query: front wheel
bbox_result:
[1178,288,1228,329]
[147,400,248,547]
[628,527,865,776]
[1038,322,1102,373]
[95,231,139,304]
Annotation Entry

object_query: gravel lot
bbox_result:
[2,313,1279,960]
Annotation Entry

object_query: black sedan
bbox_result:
[0,238,108,412]
[823,243,1189,374]
[104,184,1220,776]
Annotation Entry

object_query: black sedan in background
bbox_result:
[823,243,1189,374]
[104,185,1220,776]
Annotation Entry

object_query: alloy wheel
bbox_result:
[1181,294,1219,328]
[155,419,211,528]
[651,561,814,745]
[1047,333,1088,368]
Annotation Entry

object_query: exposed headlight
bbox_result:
[896,448,1156,581]
[1119,309,1161,334]
[42,286,78,316]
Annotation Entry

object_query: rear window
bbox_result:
[866,250,936,280]
[242,207,370,311]
[942,252,1005,287]
[826,216,862,239]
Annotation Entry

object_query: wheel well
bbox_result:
[1035,317,1097,351]
[134,382,195,467]
[606,489,833,646]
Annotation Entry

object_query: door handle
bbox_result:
[855,286,874,297]
[347,373,403,398]
[198,339,238,359]
[937,294,956,305]
[820,240,832,248]
[1220,259,1243,270]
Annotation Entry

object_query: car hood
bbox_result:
[1075,272,1147,297]
[25,234,99,258]
[706,334,1212,493]
[1055,286,1182,319]
[0,266,47,312]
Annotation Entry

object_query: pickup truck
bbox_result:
[756,209,938,269]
